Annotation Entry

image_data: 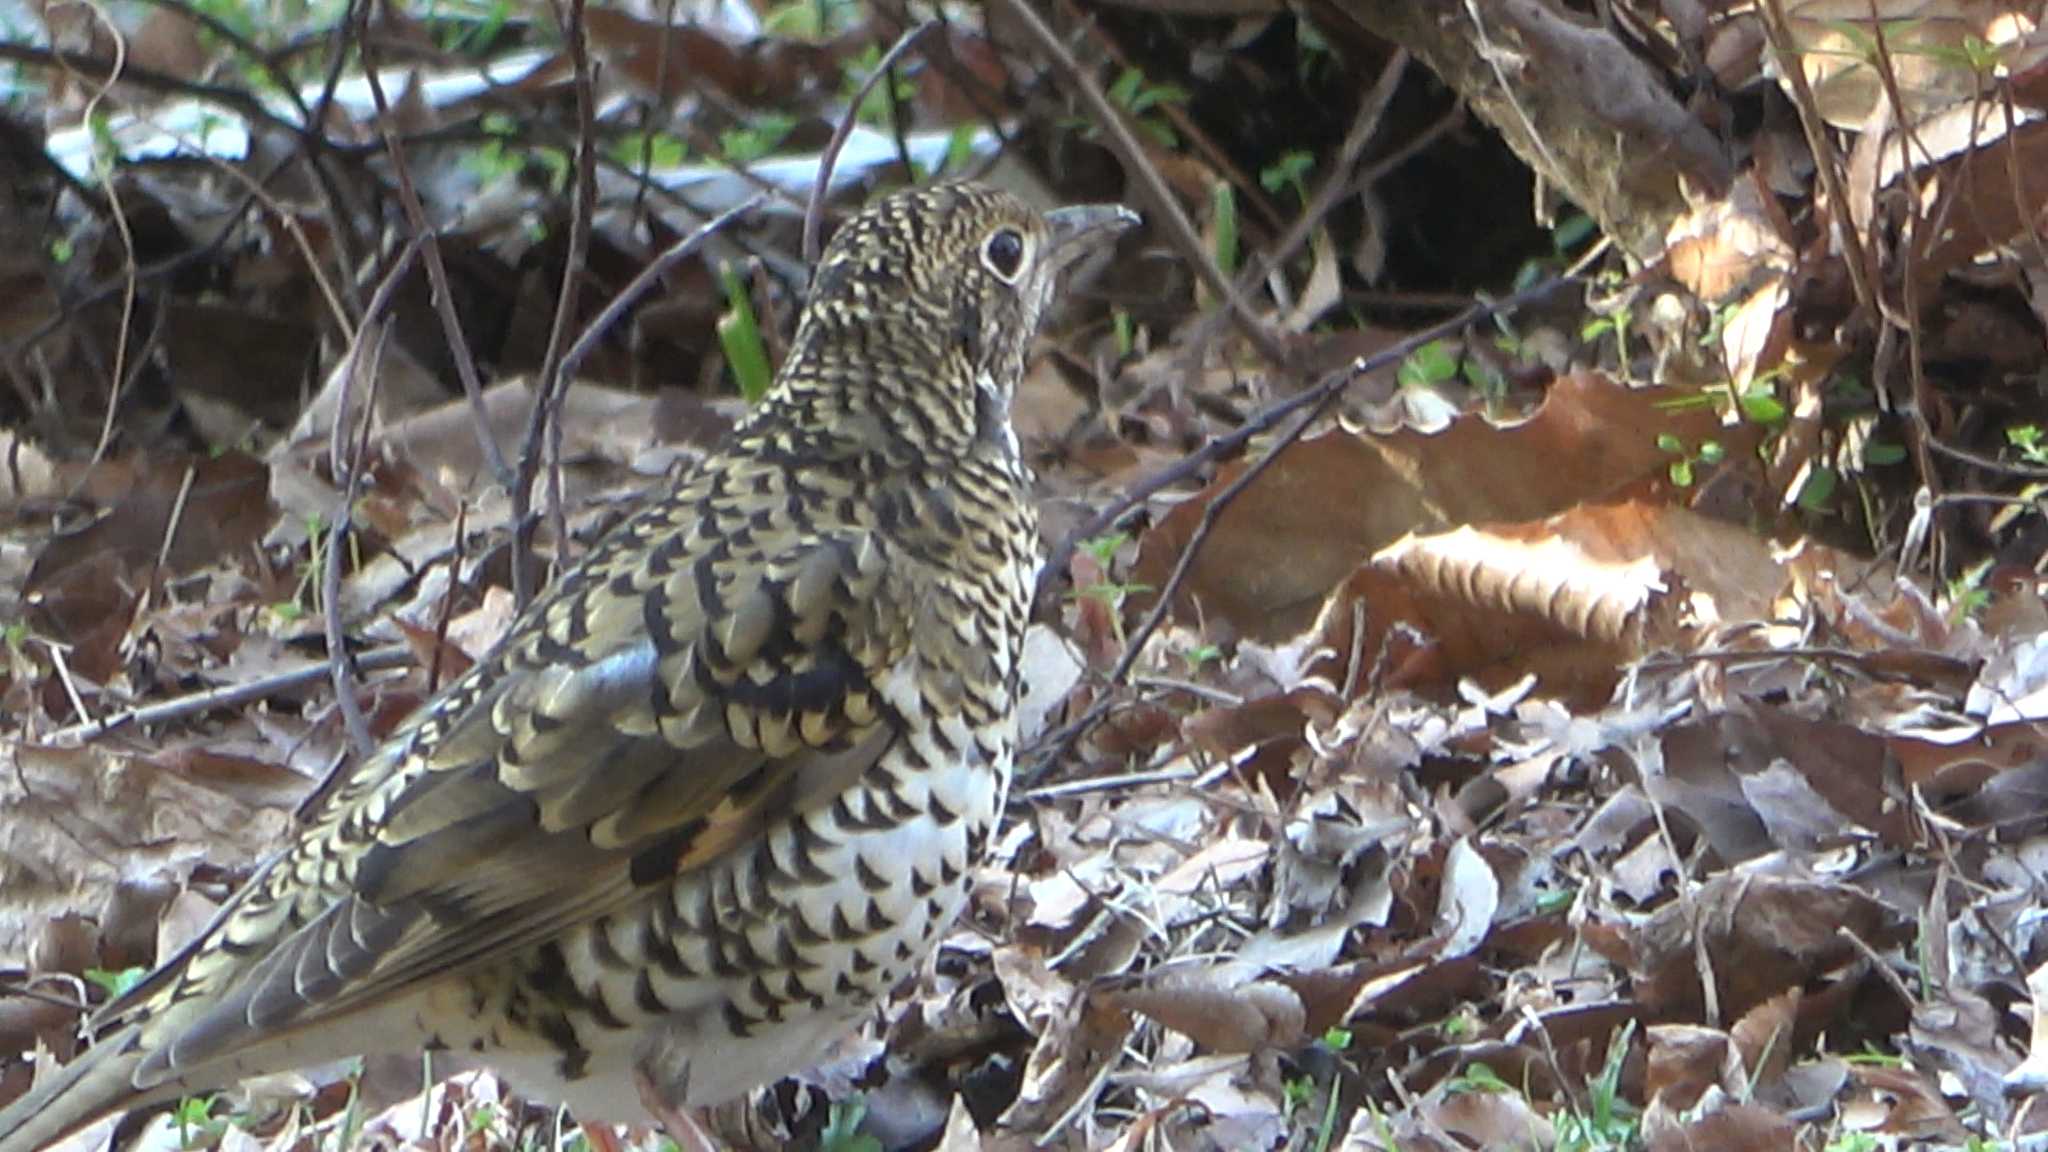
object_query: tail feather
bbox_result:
[0,1026,181,1152]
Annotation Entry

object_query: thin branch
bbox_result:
[986,0,1293,369]
[804,19,937,265]
[38,646,414,745]
[319,240,422,757]
[359,19,516,498]
[560,196,767,383]
[1025,273,1574,775]
[514,0,599,609]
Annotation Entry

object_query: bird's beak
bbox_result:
[1043,203,1141,266]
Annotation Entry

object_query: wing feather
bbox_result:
[117,505,906,1082]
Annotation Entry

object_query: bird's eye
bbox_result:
[981,228,1027,282]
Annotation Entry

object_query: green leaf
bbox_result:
[717,263,773,404]
[720,113,795,164]
[1796,465,1838,511]
[1864,441,1907,466]
[85,966,147,998]
[1211,181,1239,278]
[1397,341,1457,389]
[1108,67,1143,109]
[1654,433,1684,454]
[942,122,977,175]
[1739,388,1786,425]
[818,1095,883,1152]
[1551,212,1595,253]
[1259,150,1314,197]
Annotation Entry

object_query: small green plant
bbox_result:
[430,0,513,55]
[1794,464,1839,512]
[1824,1133,1881,1152]
[2008,423,2048,466]
[1211,180,1239,278]
[1069,533,1150,647]
[1554,1021,1638,1152]
[1397,340,1459,391]
[1840,1043,1905,1067]
[84,966,147,998]
[1946,558,1995,624]
[171,1094,226,1149]
[1112,309,1136,359]
[459,112,568,193]
[1283,1073,1315,1116]
[1104,67,1189,148]
[609,131,686,171]
[760,0,859,38]
[1260,150,1314,205]
[719,113,796,164]
[1185,642,1222,667]
[1580,300,1634,374]
[818,1095,883,1152]
[1444,1062,1513,1095]
[1439,1007,1481,1040]
[1656,433,1724,488]
[939,122,978,177]
[717,263,773,404]
[843,44,918,129]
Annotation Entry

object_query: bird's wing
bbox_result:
[107,463,909,1085]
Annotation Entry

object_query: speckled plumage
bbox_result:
[0,182,1136,1152]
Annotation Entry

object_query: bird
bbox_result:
[0,181,1139,1152]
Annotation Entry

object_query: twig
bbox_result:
[1055,0,1284,232]
[320,239,421,756]
[1036,273,1574,613]
[1184,49,1412,358]
[38,639,93,730]
[514,0,599,610]
[1025,273,1573,774]
[324,325,386,757]
[986,0,1292,369]
[560,196,767,382]
[359,22,516,499]
[803,20,936,265]
[428,501,468,695]
[39,646,414,745]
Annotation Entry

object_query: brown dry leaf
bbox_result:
[576,9,855,107]
[1664,172,1796,305]
[1842,1063,1970,1141]
[1133,372,1753,641]
[1852,98,2048,290]
[1643,1099,1796,1152]
[1434,836,1498,960]
[1646,1024,1739,1113]
[2002,956,2048,1094]
[1423,1082,1556,1150]
[1729,986,1800,1088]
[1625,873,1908,1022]
[22,452,270,683]
[1781,0,2016,130]
[1103,975,1305,1054]
[1309,499,1831,699]
[0,743,295,963]
[1651,709,1914,864]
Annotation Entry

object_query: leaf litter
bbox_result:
[5,0,2048,1148]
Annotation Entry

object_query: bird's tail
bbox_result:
[0,1025,177,1152]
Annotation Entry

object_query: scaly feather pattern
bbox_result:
[0,182,1136,1151]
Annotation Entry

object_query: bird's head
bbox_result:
[771,182,1139,459]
